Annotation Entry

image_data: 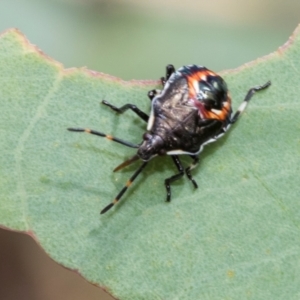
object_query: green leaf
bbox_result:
[1,27,300,299]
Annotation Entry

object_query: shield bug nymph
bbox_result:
[68,64,271,214]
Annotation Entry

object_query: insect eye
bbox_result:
[143,133,152,140]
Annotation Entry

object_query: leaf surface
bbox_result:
[1,27,300,299]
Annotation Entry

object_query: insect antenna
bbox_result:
[101,161,148,214]
[67,128,139,148]
[113,154,140,172]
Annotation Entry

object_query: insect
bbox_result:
[68,64,271,214]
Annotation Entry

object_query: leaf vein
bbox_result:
[14,73,63,229]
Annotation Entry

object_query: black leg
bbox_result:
[101,161,148,214]
[147,89,160,101]
[165,64,176,80]
[67,128,139,149]
[185,155,199,188]
[164,155,184,202]
[148,65,176,100]
[161,64,176,86]
[102,100,149,122]
[230,81,271,124]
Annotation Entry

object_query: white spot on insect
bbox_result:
[173,92,184,103]
[196,90,207,101]
[193,80,200,94]
[213,81,219,89]
[211,108,222,115]
[167,149,192,155]
[147,99,156,130]
[203,138,217,145]
[167,145,205,156]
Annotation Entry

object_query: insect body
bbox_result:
[68,65,271,214]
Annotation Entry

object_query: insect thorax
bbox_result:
[145,75,225,155]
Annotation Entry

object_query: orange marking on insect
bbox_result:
[186,70,216,98]
[106,135,113,140]
[113,199,118,204]
[85,129,91,133]
[189,70,214,82]
[126,180,132,187]
[201,96,232,121]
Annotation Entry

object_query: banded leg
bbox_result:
[165,155,184,202]
[185,155,199,188]
[101,161,148,214]
[67,128,139,148]
[230,81,271,124]
[161,64,176,86]
[102,100,149,122]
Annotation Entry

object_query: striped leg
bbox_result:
[101,161,148,214]
[67,128,139,149]
[165,155,184,202]
[102,100,149,122]
[230,81,271,124]
[185,155,199,188]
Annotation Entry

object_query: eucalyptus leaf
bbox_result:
[1,27,300,299]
